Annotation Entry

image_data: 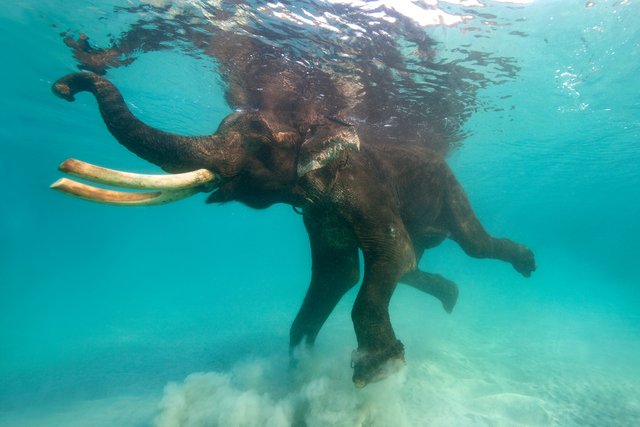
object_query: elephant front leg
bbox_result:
[289,215,360,354]
[350,218,417,388]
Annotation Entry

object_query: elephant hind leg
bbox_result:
[443,172,536,277]
[401,269,459,313]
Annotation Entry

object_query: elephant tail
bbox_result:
[52,72,217,173]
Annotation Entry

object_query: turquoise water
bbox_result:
[1,1,639,425]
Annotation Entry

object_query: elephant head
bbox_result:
[50,72,360,209]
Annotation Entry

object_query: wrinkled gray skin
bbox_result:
[52,70,535,387]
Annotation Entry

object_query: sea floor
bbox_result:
[2,251,638,427]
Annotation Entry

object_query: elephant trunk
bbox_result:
[52,72,216,173]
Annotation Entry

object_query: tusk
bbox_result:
[59,158,218,190]
[51,159,221,207]
[51,178,204,206]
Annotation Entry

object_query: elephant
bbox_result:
[50,71,535,388]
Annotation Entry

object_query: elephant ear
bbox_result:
[297,125,360,177]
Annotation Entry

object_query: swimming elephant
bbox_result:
[50,71,535,388]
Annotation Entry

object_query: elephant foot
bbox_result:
[439,279,459,314]
[351,340,405,388]
[401,270,459,314]
[427,274,459,313]
[512,244,536,277]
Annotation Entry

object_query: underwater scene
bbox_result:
[1,0,639,425]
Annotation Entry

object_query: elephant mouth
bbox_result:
[50,158,220,206]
